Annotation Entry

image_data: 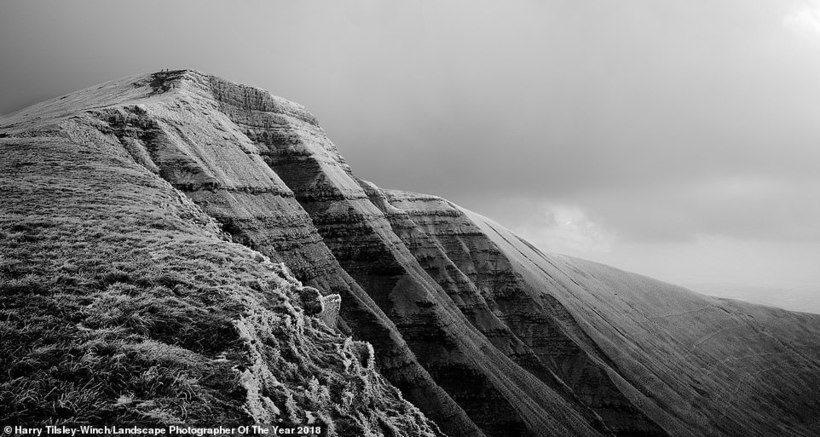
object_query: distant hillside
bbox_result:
[1,70,818,437]
[683,283,820,315]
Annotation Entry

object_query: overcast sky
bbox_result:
[2,0,819,312]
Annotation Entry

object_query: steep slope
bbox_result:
[0,132,441,435]
[465,211,820,436]
[2,70,818,437]
[379,190,668,436]
[381,192,820,436]
[206,75,604,437]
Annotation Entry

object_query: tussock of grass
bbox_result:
[0,135,439,435]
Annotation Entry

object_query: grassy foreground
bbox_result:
[0,134,439,436]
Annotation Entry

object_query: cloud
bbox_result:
[785,1,820,39]
[487,201,617,258]
[568,175,820,244]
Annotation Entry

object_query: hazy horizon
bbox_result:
[2,0,819,313]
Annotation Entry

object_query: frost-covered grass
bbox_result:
[0,135,439,435]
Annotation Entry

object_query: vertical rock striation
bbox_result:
[203,72,601,437]
[377,189,667,436]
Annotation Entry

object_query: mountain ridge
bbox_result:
[1,70,818,437]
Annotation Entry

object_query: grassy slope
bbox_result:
[0,133,440,435]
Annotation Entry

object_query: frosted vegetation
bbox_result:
[0,135,439,435]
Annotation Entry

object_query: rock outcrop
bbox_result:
[1,70,818,437]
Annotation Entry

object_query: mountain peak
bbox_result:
[1,69,318,132]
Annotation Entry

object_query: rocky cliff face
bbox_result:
[1,70,818,437]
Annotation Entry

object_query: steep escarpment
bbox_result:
[203,73,605,437]
[2,70,819,437]
[377,189,668,436]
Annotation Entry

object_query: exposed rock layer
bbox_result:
[1,70,818,437]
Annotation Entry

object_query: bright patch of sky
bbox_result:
[785,0,820,40]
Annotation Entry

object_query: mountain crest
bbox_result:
[2,71,818,437]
